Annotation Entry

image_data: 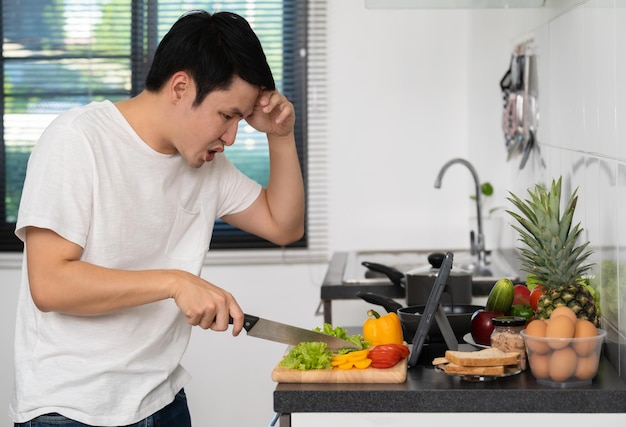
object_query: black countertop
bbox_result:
[278,250,626,419]
[274,349,626,414]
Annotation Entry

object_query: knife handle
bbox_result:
[229,313,259,332]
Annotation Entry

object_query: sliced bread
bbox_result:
[443,363,505,376]
[444,347,519,367]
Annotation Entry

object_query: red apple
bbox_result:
[470,309,504,346]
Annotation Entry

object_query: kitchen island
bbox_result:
[273,346,626,426]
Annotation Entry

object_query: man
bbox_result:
[10,10,304,426]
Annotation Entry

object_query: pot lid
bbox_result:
[405,252,472,276]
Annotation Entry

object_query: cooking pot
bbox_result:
[357,291,482,344]
[362,252,473,306]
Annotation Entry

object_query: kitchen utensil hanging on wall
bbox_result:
[500,41,539,169]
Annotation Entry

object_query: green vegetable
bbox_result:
[510,304,534,321]
[486,278,515,313]
[279,324,370,371]
[313,323,369,353]
[313,323,348,337]
[279,342,333,370]
[525,273,541,291]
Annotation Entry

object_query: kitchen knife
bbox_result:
[230,314,359,350]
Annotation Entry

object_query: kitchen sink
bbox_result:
[341,248,521,295]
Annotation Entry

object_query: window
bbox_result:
[0,0,311,253]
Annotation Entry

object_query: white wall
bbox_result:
[1,268,20,426]
[2,1,625,426]
[512,0,626,372]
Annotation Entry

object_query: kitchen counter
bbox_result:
[286,250,626,426]
[274,347,626,425]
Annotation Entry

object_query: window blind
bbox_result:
[205,0,329,264]
[0,0,328,263]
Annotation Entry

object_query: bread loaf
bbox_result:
[444,347,519,367]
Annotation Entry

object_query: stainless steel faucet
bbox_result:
[434,158,491,276]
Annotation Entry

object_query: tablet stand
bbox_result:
[407,252,459,367]
[434,304,458,351]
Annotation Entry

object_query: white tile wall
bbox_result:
[513,0,626,376]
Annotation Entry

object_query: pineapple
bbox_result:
[506,177,600,326]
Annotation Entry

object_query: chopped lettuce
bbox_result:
[279,341,333,370]
[279,324,370,370]
[314,323,369,353]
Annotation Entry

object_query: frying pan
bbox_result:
[357,291,481,344]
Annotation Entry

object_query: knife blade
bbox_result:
[230,314,359,350]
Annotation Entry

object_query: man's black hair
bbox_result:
[145,10,276,105]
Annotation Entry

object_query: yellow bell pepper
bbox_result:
[363,309,403,346]
[346,349,369,362]
[330,354,351,367]
[353,358,372,369]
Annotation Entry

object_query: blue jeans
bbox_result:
[15,389,191,427]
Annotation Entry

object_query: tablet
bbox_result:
[407,251,457,367]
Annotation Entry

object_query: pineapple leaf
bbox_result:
[506,177,593,289]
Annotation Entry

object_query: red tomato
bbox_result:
[368,354,398,368]
[529,285,545,311]
[377,343,409,357]
[513,284,531,306]
[370,359,398,369]
[368,344,409,368]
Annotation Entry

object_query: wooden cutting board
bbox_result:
[271,357,407,383]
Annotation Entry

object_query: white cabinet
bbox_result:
[290,413,626,427]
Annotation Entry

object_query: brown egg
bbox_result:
[546,315,575,349]
[575,354,600,380]
[525,320,549,354]
[574,319,597,337]
[573,319,599,356]
[549,347,577,382]
[550,306,577,323]
[528,352,550,379]
[526,319,547,336]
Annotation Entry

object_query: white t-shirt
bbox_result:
[10,100,262,425]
